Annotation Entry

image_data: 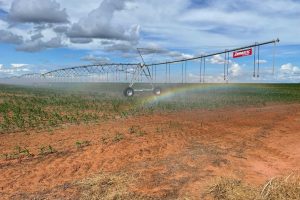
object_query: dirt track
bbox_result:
[0,103,300,199]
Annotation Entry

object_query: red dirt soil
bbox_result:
[0,104,300,199]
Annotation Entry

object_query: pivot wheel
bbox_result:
[124,87,134,97]
[153,87,162,96]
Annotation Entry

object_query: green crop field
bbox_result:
[0,83,299,134]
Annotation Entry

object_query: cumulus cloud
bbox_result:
[278,63,300,82]
[81,55,111,64]
[0,30,23,44]
[11,63,28,68]
[0,63,30,75]
[210,55,226,64]
[229,63,242,77]
[70,38,93,44]
[104,41,136,53]
[209,54,241,77]
[280,63,300,74]
[16,36,63,52]
[67,0,139,42]
[0,0,12,10]
[0,68,30,74]
[168,51,194,60]
[0,0,300,79]
[137,45,194,60]
[30,32,43,41]
[9,0,68,23]
[53,25,69,33]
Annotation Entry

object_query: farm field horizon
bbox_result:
[1,0,300,199]
[0,83,299,199]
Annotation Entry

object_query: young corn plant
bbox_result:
[113,132,125,143]
[3,146,34,161]
[129,126,146,137]
[39,145,57,156]
[75,140,91,149]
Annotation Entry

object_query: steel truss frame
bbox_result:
[1,39,280,96]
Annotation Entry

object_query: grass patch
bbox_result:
[207,173,300,200]
[77,172,136,200]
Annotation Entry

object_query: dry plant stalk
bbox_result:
[207,172,300,200]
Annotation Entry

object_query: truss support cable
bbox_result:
[226,51,230,83]
[273,42,276,75]
[146,66,151,78]
[203,57,206,83]
[257,45,260,78]
[165,63,168,83]
[200,57,202,83]
[146,39,279,66]
[224,51,227,81]
[185,61,187,83]
[151,66,154,80]
[155,65,157,83]
[181,63,184,84]
[10,39,280,84]
[169,64,171,83]
[253,45,256,78]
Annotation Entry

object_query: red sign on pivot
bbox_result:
[233,48,252,58]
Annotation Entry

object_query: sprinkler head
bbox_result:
[139,63,145,68]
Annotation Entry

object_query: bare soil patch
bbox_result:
[0,104,299,199]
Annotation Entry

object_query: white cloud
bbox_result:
[70,38,93,44]
[168,51,194,60]
[256,60,267,64]
[56,0,103,23]
[16,36,64,52]
[0,63,31,75]
[67,0,139,42]
[280,63,300,74]
[277,63,300,82]
[210,55,226,64]
[0,0,300,75]
[0,30,23,44]
[0,0,13,11]
[81,55,111,64]
[9,0,69,23]
[104,41,135,53]
[209,55,241,77]
[11,63,28,68]
[135,44,194,62]
[229,63,242,77]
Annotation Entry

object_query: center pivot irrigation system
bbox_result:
[2,39,280,97]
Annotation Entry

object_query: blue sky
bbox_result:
[0,0,299,82]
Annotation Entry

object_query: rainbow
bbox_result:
[140,84,227,106]
[139,83,272,106]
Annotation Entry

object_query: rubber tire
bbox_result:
[153,87,162,96]
[124,87,134,97]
